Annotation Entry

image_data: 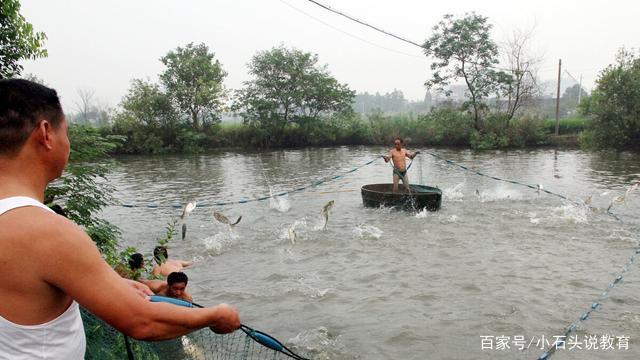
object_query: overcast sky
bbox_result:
[20,0,640,111]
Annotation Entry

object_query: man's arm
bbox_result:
[139,279,167,294]
[383,150,392,162]
[183,292,194,303]
[406,150,420,159]
[38,215,239,340]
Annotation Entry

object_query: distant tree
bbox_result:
[581,49,640,149]
[20,72,47,85]
[353,90,408,114]
[160,43,227,129]
[234,46,354,144]
[502,28,543,123]
[0,0,47,78]
[74,88,95,124]
[119,79,177,128]
[423,13,510,129]
[562,83,588,102]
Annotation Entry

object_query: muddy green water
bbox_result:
[102,147,640,359]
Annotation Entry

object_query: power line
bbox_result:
[278,0,425,59]
[564,69,580,83]
[304,0,426,49]
[302,0,515,72]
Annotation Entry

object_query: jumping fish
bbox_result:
[606,182,639,212]
[607,195,625,212]
[180,201,197,240]
[321,200,335,230]
[213,211,242,226]
[181,336,206,360]
[474,189,480,197]
[288,227,297,245]
[625,182,639,196]
[536,184,543,195]
[181,201,197,219]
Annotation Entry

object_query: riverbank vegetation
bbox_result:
[96,13,627,153]
[6,6,637,153]
[579,49,640,150]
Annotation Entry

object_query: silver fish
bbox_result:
[625,182,639,196]
[607,195,625,212]
[181,201,197,219]
[288,227,297,245]
[213,211,242,226]
[321,200,335,230]
[181,336,206,360]
[536,184,543,195]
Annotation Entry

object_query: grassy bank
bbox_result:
[542,117,588,135]
[105,111,589,154]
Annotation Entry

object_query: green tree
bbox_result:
[120,79,177,128]
[45,125,124,262]
[234,46,354,145]
[0,0,47,78]
[423,13,509,129]
[160,43,227,129]
[580,49,640,149]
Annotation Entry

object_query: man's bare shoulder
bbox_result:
[1,206,94,255]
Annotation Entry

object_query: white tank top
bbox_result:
[0,196,86,360]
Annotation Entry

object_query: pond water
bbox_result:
[102,147,640,359]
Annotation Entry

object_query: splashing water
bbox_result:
[289,327,349,360]
[280,218,308,243]
[549,204,589,224]
[478,186,524,202]
[414,207,432,218]
[353,224,383,239]
[269,193,291,212]
[202,226,238,255]
[444,214,459,223]
[288,272,333,299]
[527,204,589,225]
[443,182,465,201]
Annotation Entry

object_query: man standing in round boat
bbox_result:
[383,137,419,193]
[0,79,240,359]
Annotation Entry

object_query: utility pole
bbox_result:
[555,59,562,136]
[578,74,583,104]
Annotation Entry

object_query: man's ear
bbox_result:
[33,120,55,150]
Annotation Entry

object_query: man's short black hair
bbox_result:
[153,246,168,264]
[0,79,64,156]
[128,253,144,270]
[394,136,403,144]
[167,272,188,286]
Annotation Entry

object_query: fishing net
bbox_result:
[82,308,159,360]
[81,308,304,360]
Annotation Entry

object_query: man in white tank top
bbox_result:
[0,79,240,359]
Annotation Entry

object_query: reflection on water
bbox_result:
[102,147,640,359]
